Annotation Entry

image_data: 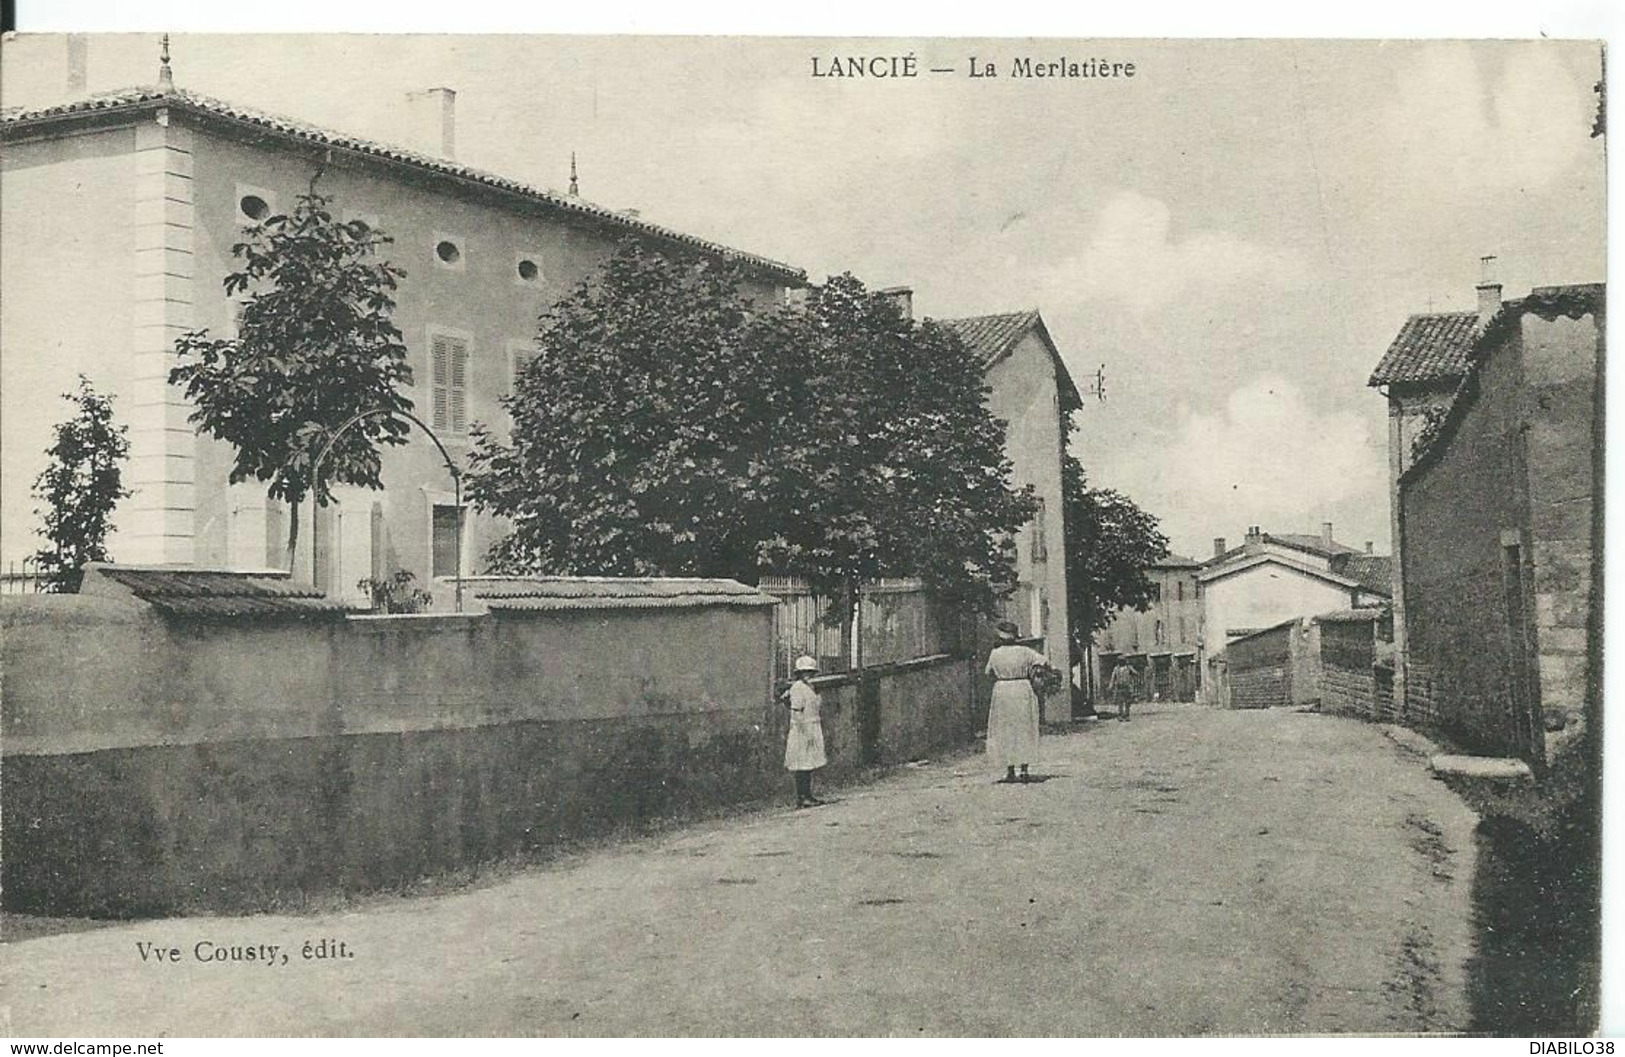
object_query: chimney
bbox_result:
[1476,255,1502,325]
[66,35,88,95]
[1321,522,1334,549]
[1245,526,1262,543]
[1213,537,1227,558]
[1365,541,1375,555]
[405,87,456,160]
[878,286,914,321]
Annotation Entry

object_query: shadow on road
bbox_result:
[1464,810,1600,1034]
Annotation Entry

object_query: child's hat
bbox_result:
[793,655,819,673]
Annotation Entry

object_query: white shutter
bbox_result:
[450,341,468,435]
[431,335,450,432]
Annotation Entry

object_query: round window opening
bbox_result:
[436,240,462,265]
[239,195,270,222]
[517,258,540,282]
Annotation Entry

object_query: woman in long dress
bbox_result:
[784,654,828,807]
[985,620,1044,783]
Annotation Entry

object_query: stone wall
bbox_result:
[1225,622,1294,710]
[2,591,975,916]
[1319,618,1378,719]
[1399,303,1601,762]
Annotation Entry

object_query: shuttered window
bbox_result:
[432,504,465,578]
[430,332,470,435]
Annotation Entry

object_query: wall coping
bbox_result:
[803,651,967,689]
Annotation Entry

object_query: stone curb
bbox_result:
[1379,724,1534,783]
[1429,754,1535,782]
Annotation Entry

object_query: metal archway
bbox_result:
[310,408,464,613]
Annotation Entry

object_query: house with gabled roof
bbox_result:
[938,307,1083,718]
[1197,524,1391,706]
[1367,267,1502,717]
[1,51,802,599]
[1395,281,1603,766]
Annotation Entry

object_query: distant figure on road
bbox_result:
[784,655,828,808]
[1109,661,1138,722]
[985,620,1044,784]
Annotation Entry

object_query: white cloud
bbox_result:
[1097,374,1388,553]
[1042,191,1306,313]
[1380,42,1593,199]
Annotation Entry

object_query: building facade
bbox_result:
[1198,526,1391,706]
[1,75,801,599]
[1367,275,1499,715]
[1397,283,1603,766]
[941,309,1083,718]
[1092,555,1203,702]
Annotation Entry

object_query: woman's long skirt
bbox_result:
[987,680,1041,768]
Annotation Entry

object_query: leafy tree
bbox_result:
[1062,438,1170,647]
[169,179,413,571]
[466,248,1034,612]
[32,376,132,592]
[466,242,782,579]
[758,274,1035,611]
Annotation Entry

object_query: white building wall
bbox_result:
[984,329,1072,719]
[1202,562,1357,653]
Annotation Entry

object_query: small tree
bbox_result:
[359,569,434,614]
[32,376,132,592]
[170,178,413,571]
[1062,440,1170,649]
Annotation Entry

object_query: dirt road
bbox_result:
[2,703,1481,1036]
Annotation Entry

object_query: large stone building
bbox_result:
[1,63,801,598]
[1394,282,1603,765]
[1092,554,1204,702]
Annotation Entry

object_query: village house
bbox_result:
[0,48,803,600]
[1366,263,1500,714]
[1197,525,1391,705]
[939,308,1083,718]
[1394,281,1603,767]
[1092,554,1203,702]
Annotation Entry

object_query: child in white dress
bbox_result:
[784,655,828,807]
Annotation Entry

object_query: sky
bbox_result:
[1,33,1607,560]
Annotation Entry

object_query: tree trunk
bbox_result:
[285,498,301,576]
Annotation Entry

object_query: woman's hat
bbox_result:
[995,620,1020,640]
[793,655,819,673]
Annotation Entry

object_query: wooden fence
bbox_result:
[0,558,45,595]
[759,577,963,682]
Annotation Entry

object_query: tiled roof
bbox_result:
[1315,607,1390,624]
[91,565,354,619]
[1330,553,1394,597]
[938,309,1084,412]
[472,576,776,612]
[1207,533,1364,567]
[0,85,804,283]
[939,310,1043,368]
[1157,553,1202,568]
[1402,281,1604,481]
[1269,533,1364,558]
[1198,551,1368,593]
[1367,311,1478,387]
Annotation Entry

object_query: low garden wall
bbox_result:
[2,588,976,917]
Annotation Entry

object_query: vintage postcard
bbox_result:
[0,31,1607,1040]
